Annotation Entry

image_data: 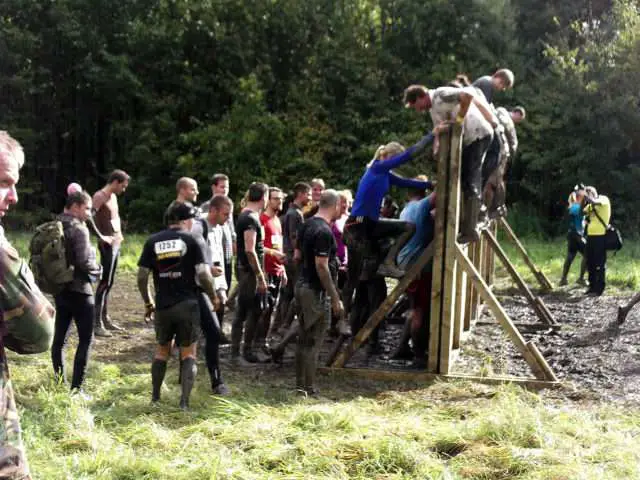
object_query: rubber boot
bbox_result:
[457,196,480,244]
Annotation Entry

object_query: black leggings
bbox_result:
[462,135,492,200]
[198,293,223,388]
[52,291,95,389]
[343,217,410,311]
[95,243,120,322]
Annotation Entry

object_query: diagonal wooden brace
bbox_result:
[454,243,557,381]
[330,243,434,368]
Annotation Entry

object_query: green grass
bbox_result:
[496,232,640,292]
[9,355,640,479]
[6,231,147,273]
[6,229,640,478]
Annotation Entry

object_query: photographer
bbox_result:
[583,186,611,296]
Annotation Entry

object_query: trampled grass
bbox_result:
[5,229,640,478]
[9,355,640,479]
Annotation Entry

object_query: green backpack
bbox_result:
[29,221,74,295]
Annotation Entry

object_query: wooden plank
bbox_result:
[526,341,558,382]
[463,242,474,331]
[535,297,557,326]
[427,129,451,373]
[488,221,498,286]
[499,217,553,291]
[318,367,561,390]
[454,243,555,381]
[439,125,463,374]
[453,256,466,349]
[331,243,435,368]
[483,229,555,325]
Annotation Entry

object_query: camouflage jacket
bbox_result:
[0,226,55,479]
[496,107,518,157]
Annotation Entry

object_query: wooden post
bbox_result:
[438,125,463,373]
[454,244,556,381]
[453,260,466,349]
[463,242,475,331]
[331,243,434,368]
[427,129,451,373]
[498,217,553,291]
[483,230,556,325]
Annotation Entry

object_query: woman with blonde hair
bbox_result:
[560,185,587,286]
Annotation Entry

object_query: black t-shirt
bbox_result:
[236,210,264,270]
[472,75,494,104]
[138,228,206,310]
[282,204,303,258]
[299,217,338,291]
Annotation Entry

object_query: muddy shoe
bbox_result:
[219,333,231,345]
[617,306,628,325]
[269,346,285,364]
[559,278,568,286]
[94,326,112,338]
[576,278,587,286]
[212,383,230,396]
[376,263,405,279]
[254,350,272,363]
[336,318,352,337]
[104,316,125,332]
[390,346,414,361]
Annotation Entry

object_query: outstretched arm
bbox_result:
[389,173,432,190]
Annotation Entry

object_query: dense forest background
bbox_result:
[1,0,639,235]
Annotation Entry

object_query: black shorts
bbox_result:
[154,298,201,347]
[567,231,586,255]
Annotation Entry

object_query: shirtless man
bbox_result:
[92,169,130,337]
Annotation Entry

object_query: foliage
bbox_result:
[0,0,639,234]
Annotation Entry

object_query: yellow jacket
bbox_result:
[584,195,611,236]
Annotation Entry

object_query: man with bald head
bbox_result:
[294,189,343,395]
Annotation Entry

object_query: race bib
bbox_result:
[154,239,187,260]
[271,234,283,250]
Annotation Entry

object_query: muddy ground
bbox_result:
[93,274,640,403]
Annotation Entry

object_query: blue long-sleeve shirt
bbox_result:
[351,133,434,220]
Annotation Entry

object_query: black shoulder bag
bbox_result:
[590,205,623,252]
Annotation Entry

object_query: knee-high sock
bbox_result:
[180,357,197,409]
[151,359,167,401]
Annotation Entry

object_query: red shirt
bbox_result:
[260,212,284,277]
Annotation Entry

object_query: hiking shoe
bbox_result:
[336,318,352,337]
[94,326,112,338]
[70,388,92,401]
[559,278,568,286]
[218,333,231,345]
[269,346,285,364]
[376,263,406,279]
[231,355,256,367]
[212,383,230,396]
[243,351,260,363]
[576,278,587,286]
[104,316,125,332]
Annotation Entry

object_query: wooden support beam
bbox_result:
[428,130,451,373]
[454,244,556,381]
[318,367,561,390]
[498,217,553,291]
[439,125,463,374]
[330,243,435,368]
[453,258,466,349]
[463,242,475,331]
[483,229,556,325]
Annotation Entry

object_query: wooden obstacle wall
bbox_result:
[326,125,558,385]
